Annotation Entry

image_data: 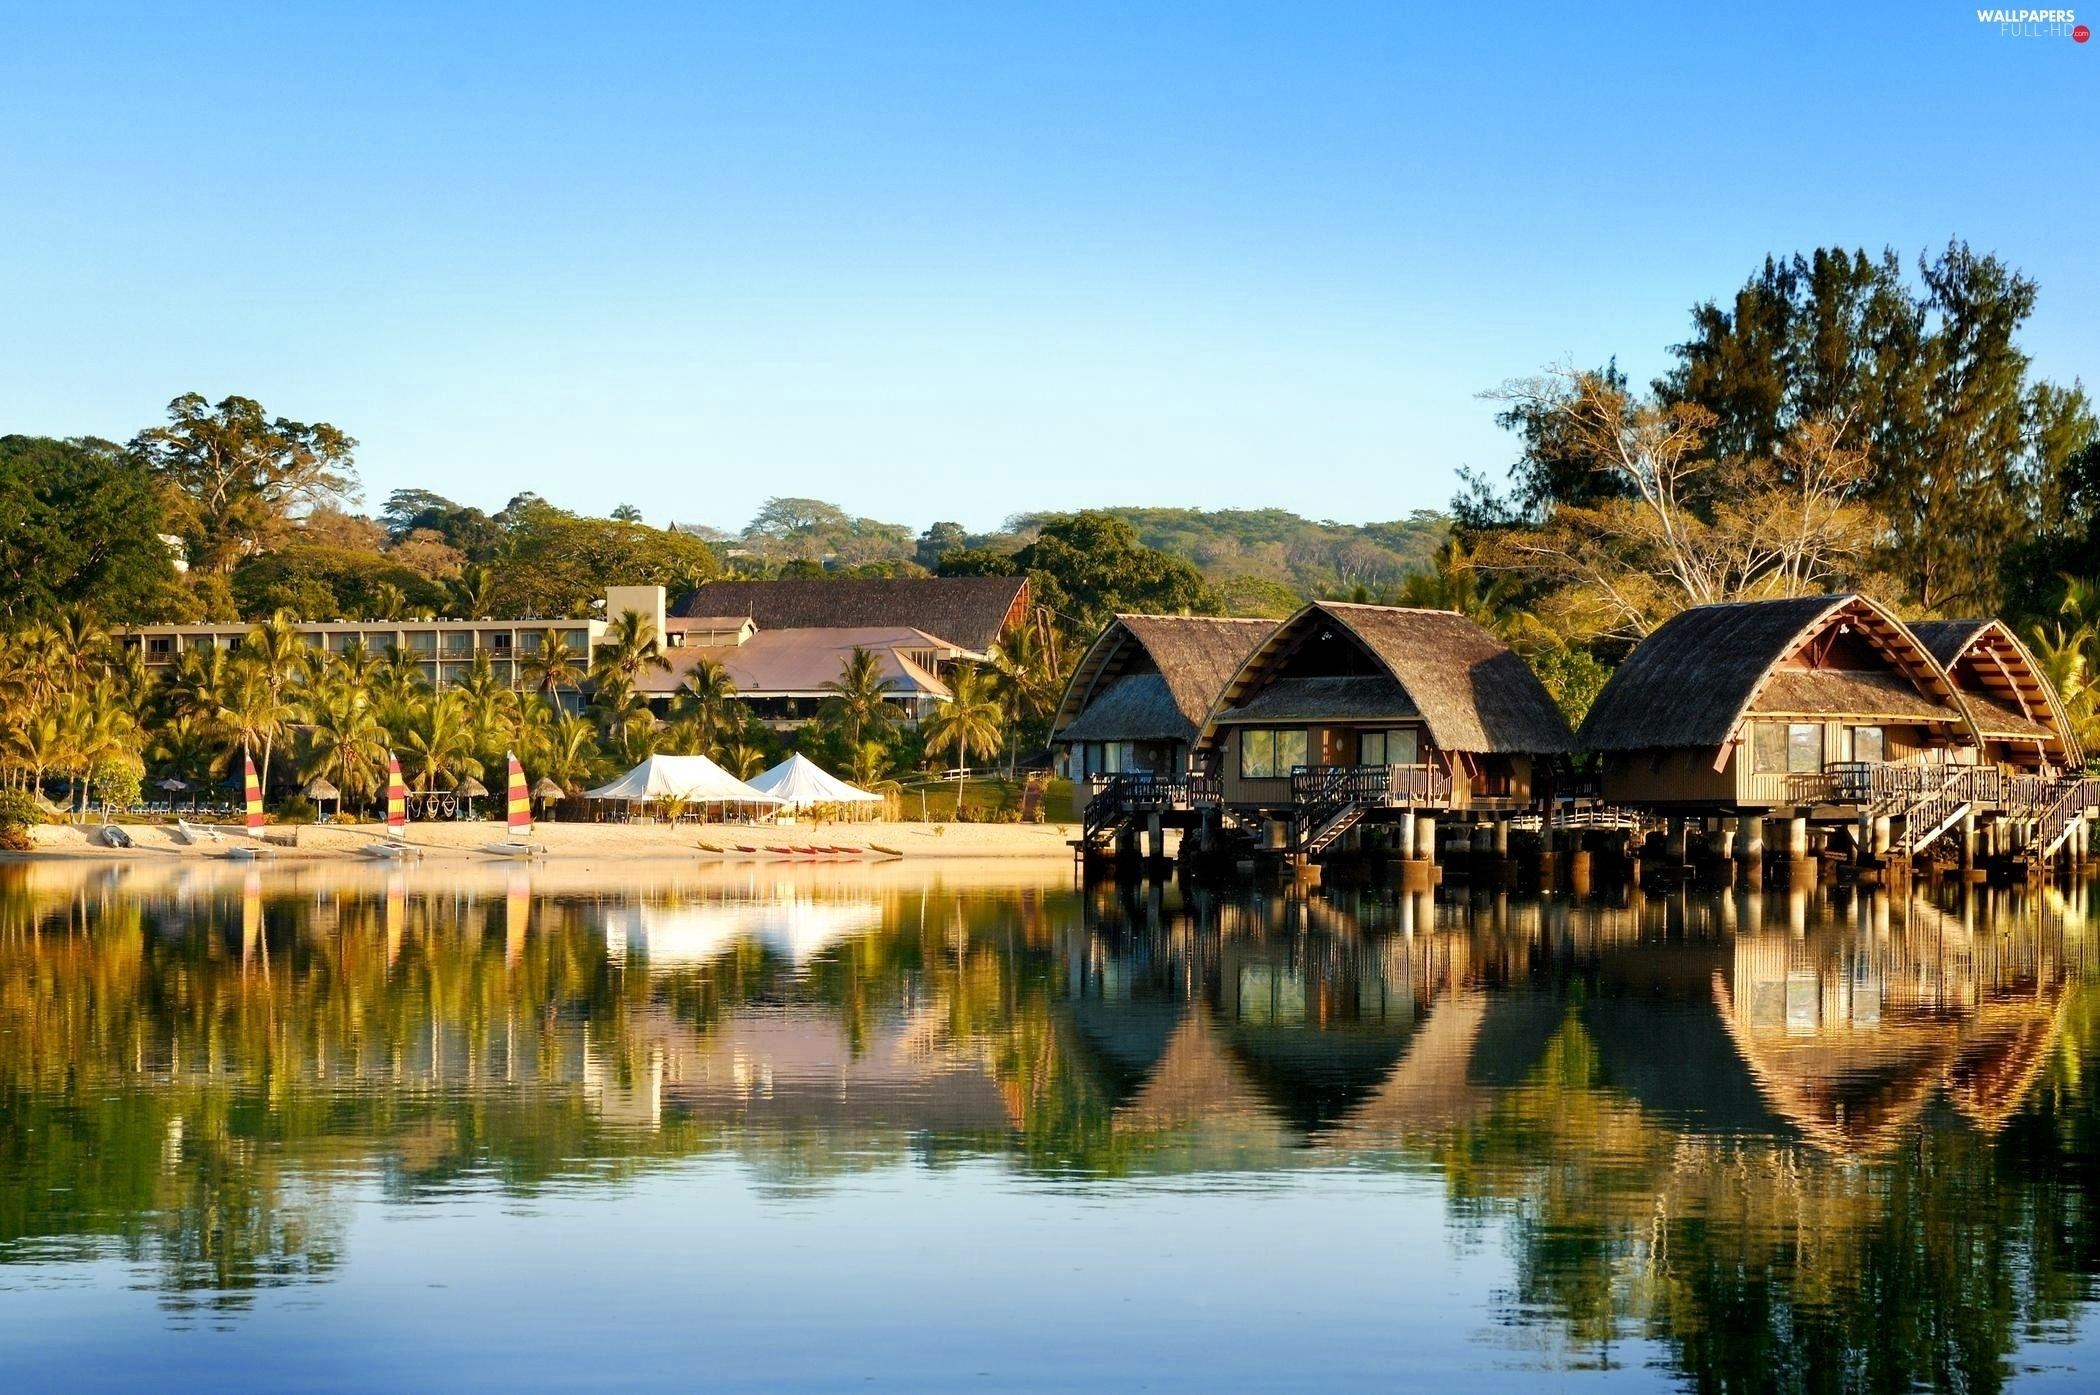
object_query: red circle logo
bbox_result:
[2077,23,2092,41]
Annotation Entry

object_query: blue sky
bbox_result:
[2,2,2093,533]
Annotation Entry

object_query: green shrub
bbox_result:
[91,758,143,815]
[0,788,42,850]
[276,796,317,825]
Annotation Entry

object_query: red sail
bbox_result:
[506,753,531,834]
[243,751,265,831]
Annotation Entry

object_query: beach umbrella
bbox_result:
[455,775,490,818]
[156,777,188,792]
[302,776,341,822]
[532,776,566,807]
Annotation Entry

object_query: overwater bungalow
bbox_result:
[1578,595,1985,852]
[1193,602,1575,855]
[1050,614,1276,784]
[1909,619,2083,773]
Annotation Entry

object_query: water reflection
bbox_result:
[1,861,2096,1387]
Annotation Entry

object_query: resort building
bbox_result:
[1909,619,2082,772]
[1576,595,1981,815]
[115,602,613,692]
[1049,614,1276,783]
[114,576,1028,730]
[641,625,962,727]
[671,575,1030,658]
[1192,602,1575,854]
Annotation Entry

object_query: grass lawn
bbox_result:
[895,775,1076,823]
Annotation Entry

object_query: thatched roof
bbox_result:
[1209,674,1418,724]
[1750,669,1963,722]
[1051,615,1275,746]
[672,576,1029,654]
[1198,603,1574,755]
[1910,618,2079,763]
[1578,594,1974,754]
[1054,673,1185,744]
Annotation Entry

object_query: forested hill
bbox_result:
[1007,507,1447,615]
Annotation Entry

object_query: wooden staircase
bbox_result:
[2022,775,2100,871]
[1288,764,1452,858]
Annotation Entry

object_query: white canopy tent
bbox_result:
[584,754,782,809]
[746,754,884,813]
[602,894,884,967]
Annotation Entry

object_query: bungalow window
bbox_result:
[1788,724,1822,773]
[1358,729,1420,767]
[1849,726,1885,764]
[1240,728,1308,779]
[1753,722,1823,774]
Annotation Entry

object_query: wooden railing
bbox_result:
[1287,763,1452,808]
[1080,772,1218,844]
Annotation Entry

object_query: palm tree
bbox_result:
[366,581,408,621]
[589,670,657,767]
[214,665,294,803]
[1396,536,1510,627]
[2028,621,2099,754]
[148,711,223,790]
[521,628,585,709]
[168,645,231,726]
[819,647,897,746]
[373,645,430,707]
[11,710,70,805]
[46,606,111,691]
[922,663,1004,813]
[719,739,767,779]
[669,656,740,752]
[300,680,388,808]
[454,564,499,619]
[591,609,671,690]
[402,689,483,792]
[239,610,311,796]
[986,622,1058,776]
[62,682,140,817]
[535,712,601,793]
[847,739,902,817]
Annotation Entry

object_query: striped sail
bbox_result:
[243,750,264,831]
[506,752,532,835]
[385,755,407,830]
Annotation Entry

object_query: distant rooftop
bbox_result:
[641,626,956,700]
[673,576,1029,654]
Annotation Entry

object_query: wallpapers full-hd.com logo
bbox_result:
[1974,7,2087,37]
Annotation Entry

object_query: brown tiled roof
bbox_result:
[643,627,951,700]
[673,576,1028,653]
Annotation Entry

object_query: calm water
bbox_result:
[2,861,2098,1393]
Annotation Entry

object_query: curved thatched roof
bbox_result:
[1578,594,1975,754]
[1944,988,2070,1135]
[1050,615,1276,747]
[1711,971,1957,1158]
[1910,618,2080,764]
[1196,603,1574,755]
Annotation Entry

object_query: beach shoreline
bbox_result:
[14,818,1086,863]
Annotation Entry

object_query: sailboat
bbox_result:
[219,750,273,860]
[482,752,545,858]
[361,755,420,859]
